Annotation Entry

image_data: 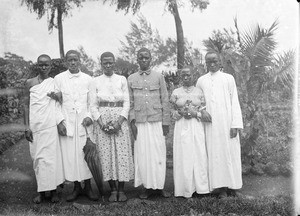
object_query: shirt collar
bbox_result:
[209,70,221,76]
[68,70,81,79]
[139,68,151,75]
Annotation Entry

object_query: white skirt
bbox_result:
[173,118,209,197]
[134,121,166,189]
[60,114,92,182]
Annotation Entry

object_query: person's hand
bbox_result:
[47,91,62,104]
[103,122,115,134]
[82,117,93,127]
[57,121,67,136]
[130,120,138,140]
[177,108,192,119]
[25,129,33,142]
[112,121,121,132]
[183,111,193,119]
[177,108,185,116]
[201,110,212,122]
[97,117,105,131]
[230,128,238,138]
[188,109,198,118]
[112,115,125,133]
[162,125,169,136]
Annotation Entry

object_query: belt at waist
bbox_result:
[99,101,123,107]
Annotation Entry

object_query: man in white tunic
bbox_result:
[196,51,243,198]
[54,50,97,201]
[128,48,171,199]
[24,54,64,204]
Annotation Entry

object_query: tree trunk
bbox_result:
[57,2,64,58]
[170,0,185,69]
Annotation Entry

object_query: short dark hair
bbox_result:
[65,50,80,59]
[100,52,115,62]
[137,47,151,57]
[205,51,220,59]
[37,54,51,62]
[178,65,195,76]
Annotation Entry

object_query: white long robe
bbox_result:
[54,70,92,182]
[29,78,64,192]
[196,71,243,191]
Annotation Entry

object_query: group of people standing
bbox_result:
[24,47,243,204]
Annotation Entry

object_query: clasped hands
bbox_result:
[98,116,125,135]
[178,107,212,122]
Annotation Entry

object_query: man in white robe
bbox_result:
[54,50,97,201]
[24,54,64,204]
[128,48,171,199]
[196,51,243,198]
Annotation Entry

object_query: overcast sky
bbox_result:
[0,0,298,62]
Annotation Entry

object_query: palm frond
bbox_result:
[203,38,223,53]
[269,49,295,89]
[240,20,278,69]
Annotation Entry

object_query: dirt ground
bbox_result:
[0,138,292,207]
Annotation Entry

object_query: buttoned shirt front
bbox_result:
[54,70,92,136]
[89,73,130,121]
[127,69,170,125]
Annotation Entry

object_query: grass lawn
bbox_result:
[0,195,293,216]
[0,133,294,216]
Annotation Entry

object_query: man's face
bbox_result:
[181,68,193,86]
[137,51,151,71]
[66,53,80,73]
[205,53,221,73]
[38,57,51,77]
[101,57,115,76]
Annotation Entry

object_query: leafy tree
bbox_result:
[21,0,83,58]
[114,58,139,78]
[104,0,209,69]
[119,15,168,66]
[77,46,98,76]
[120,15,202,68]
[119,15,204,89]
[0,53,33,120]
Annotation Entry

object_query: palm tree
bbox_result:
[203,19,295,165]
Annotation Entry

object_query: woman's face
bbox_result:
[101,57,115,76]
[181,68,193,86]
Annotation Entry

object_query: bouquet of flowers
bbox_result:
[102,121,119,135]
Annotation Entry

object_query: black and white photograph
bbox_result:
[0,0,298,215]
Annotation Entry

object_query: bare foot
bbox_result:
[32,192,45,204]
[118,191,127,202]
[66,188,81,202]
[218,189,228,199]
[84,188,98,201]
[108,191,118,202]
[139,189,152,199]
[51,191,60,203]
[159,190,171,198]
